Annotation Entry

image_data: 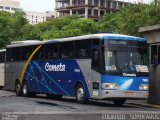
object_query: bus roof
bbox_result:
[7,33,145,48]
[0,49,6,52]
[46,33,145,43]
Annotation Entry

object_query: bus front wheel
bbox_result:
[113,99,126,106]
[15,80,21,96]
[76,84,87,104]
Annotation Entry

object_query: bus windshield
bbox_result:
[104,46,149,74]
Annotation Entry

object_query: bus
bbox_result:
[0,49,6,89]
[5,34,149,105]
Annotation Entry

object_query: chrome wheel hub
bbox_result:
[23,84,27,95]
[77,88,84,101]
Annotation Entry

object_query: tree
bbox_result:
[0,11,29,48]
[41,17,98,40]
[99,3,160,36]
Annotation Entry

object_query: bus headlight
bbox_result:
[102,83,119,89]
[139,84,149,90]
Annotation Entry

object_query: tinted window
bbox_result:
[6,48,12,62]
[151,45,158,64]
[0,51,5,63]
[75,40,91,58]
[12,47,21,61]
[92,47,100,71]
[60,42,73,58]
[22,46,33,61]
[32,46,44,60]
[45,43,58,59]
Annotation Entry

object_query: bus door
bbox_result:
[91,47,101,97]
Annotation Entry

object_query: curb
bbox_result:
[129,103,160,109]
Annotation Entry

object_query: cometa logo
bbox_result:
[45,62,65,72]
[123,73,136,77]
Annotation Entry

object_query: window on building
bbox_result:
[100,0,105,8]
[88,0,92,5]
[88,9,92,16]
[94,10,98,17]
[11,7,17,11]
[0,6,4,9]
[112,2,117,9]
[94,0,98,6]
[5,7,10,10]
[100,10,105,16]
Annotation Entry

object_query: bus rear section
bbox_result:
[0,49,5,88]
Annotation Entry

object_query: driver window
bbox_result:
[92,48,100,71]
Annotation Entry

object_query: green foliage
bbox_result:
[0,11,30,48]
[2,3,160,48]
[99,3,160,36]
[40,16,98,40]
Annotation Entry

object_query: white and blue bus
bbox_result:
[5,34,149,105]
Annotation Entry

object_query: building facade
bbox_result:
[0,0,20,13]
[55,0,129,20]
[25,11,55,24]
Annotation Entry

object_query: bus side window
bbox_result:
[45,43,58,60]
[92,48,100,71]
[60,42,73,59]
[0,52,5,63]
[33,46,44,60]
[75,40,91,58]
[22,46,33,61]
[6,48,12,62]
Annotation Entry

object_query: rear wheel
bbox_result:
[76,84,87,104]
[15,80,22,96]
[113,99,126,106]
[22,81,29,97]
[46,94,63,99]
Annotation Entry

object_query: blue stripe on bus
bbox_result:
[102,36,146,41]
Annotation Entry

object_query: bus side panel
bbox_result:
[0,63,4,87]
[24,60,90,98]
[5,62,25,90]
[76,59,91,98]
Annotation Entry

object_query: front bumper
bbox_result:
[91,90,148,100]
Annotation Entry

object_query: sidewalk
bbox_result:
[0,89,15,97]
[127,100,160,109]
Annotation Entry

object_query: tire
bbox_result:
[113,99,126,106]
[15,80,22,96]
[76,84,87,104]
[22,81,29,97]
[46,94,63,99]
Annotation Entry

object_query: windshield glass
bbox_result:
[104,46,148,74]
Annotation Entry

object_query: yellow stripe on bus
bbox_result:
[19,45,42,85]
